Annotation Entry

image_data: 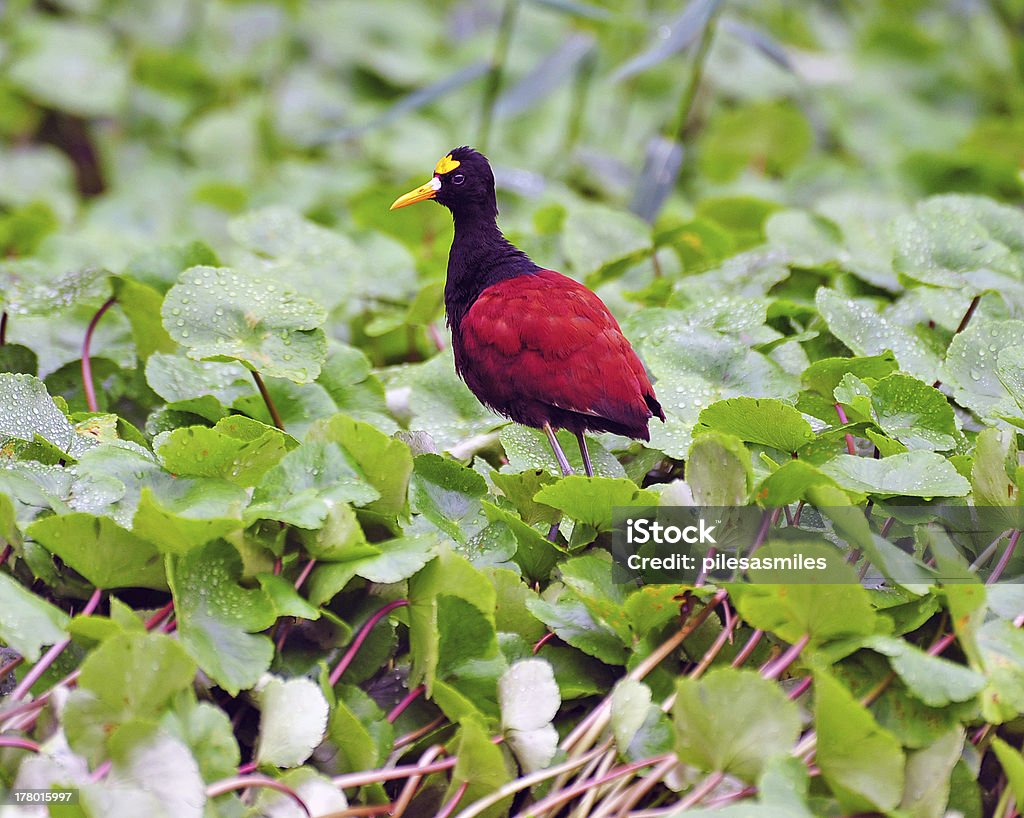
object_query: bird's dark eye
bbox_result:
[452,174,465,185]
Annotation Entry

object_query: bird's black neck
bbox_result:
[445,210,539,332]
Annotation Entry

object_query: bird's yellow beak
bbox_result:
[390,176,441,210]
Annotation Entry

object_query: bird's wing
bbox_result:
[457,270,660,428]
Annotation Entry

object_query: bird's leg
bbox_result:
[543,422,574,477]
[576,432,594,478]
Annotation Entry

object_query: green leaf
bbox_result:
[729,544,876,649]
[816,288,941,383]
[410,453,489,544]
[155,420,289,485]
[865,635,985,707]
[78,631,196,719]
[801,352,899,397]
[0,570,69,661]
[0,343,39,375]
[167,539,275,695]
[254,673,329,768]
[526,593,628,666]
[408,548,499,691]
[992,737,1024,806]
[490,469,559,526]
[893,194,1024,289]
[756,461,841,506]
[246,440,380,528]
[499,424,625,478]
[307,414,413,518]
[450,717,513,818]
[687,431,753,505]
[945,320,1024,422]
[329,684,394,773]
[634,323,798,457]
[162,265,327,382]
[970,427,1019,505]
[111,276,176,360]
[673,668,801,782]
[28,512,167,590]
[10,21,128,116]
[899,729,964,818]
[869,374,958,451]
[0,373,97,459]
[814,668,905,813]
[99,724,206,818]
[822,451,970,497]
[534,476,658,532]
[229,206,416,310]
[398,351,504,451]
[699,100,813,182]
[562,202,652,278]
[132,485,247,556]
[145,352,252,420]
[697,397,815,453]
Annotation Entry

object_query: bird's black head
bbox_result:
[390,146,497,221]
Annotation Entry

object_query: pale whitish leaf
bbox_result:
[255,674,330,768]
[101,728,204,818]
[254,767,348,818]
[611,678,653,751]
[505,724,559,774]
[499,658,560,732]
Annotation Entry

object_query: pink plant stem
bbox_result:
[294,558,317,590]
[760,634,810,680]
[206,775,310,816]
[82,296,116,413]
[788,676,813,700]
[0,736,39,753]
[143,601,175,630]
[9,587,102,701]
[0,543,11,567]
[988,529,1021,585]
[532,631,556,653]
[834,404,857,455]
[329,599,409,686]
[387,684,426,723]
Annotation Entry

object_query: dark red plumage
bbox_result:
[457,269,663,441]
[391,147,663,473]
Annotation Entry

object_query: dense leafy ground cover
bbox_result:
[1,1,1024,816]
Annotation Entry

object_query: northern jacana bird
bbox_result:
[391,147,664,478]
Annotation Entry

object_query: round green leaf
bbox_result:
[822,451,970,498]
[162,265,327,383]
[674,668,801,782]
